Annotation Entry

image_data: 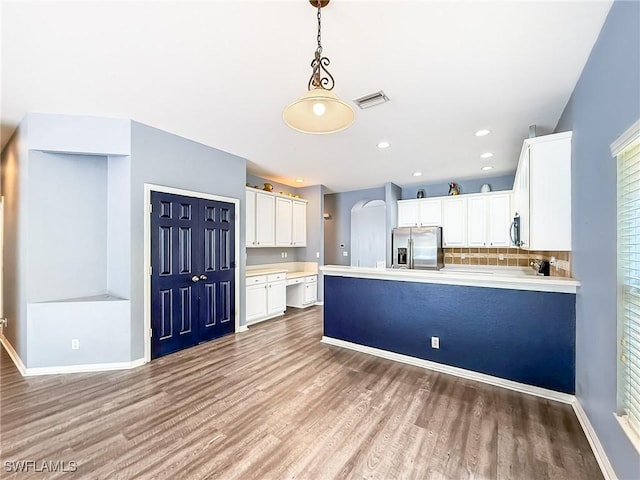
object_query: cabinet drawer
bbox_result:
[246,275,267,285]
[268,273,287,282]
[304,275,317,284]
[286,277,304,286]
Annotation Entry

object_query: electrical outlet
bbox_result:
[284,252,288,258]
[461,253,466,260]
[71,339,80,350]
[431,336,440,349]
[316,252,320,258]
[281,252,285,258]
[343,251,348,257]
[498,254,505,261]
[0,317,7,328]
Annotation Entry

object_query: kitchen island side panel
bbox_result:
[324,276,576,393]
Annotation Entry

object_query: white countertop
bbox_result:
[286,271,317,280]
[246,269,317,279]
[246,268,288,277]
[320,265,580,294]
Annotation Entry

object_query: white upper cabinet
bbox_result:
[397,200,419,227]
[292,200,307,246]
[467,196,487,247]
[246,189,256,247]
[513,132,572,250]
[486,194,512,247]
[467,193,511,247]
[397,198,442,227]
[275,197,293,246]
[255,192,275,247]
[246,187,307,248]
[442,196,467,247]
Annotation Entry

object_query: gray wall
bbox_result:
[130,121,247,358]
[555,1,640,478]
[385,182,402,267]
[27,152,108,302]
[0,126,26,362]
[324,187,385,266]
[246,248,299,266]
[298,185,325,301]
[401,174,515,200]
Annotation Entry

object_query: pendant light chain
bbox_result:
[316,0,323,56]
[308,0,334,91]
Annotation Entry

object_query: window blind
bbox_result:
[618,134,640,437]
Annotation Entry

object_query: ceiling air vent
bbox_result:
[353,90,390,110]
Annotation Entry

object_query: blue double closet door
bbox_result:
[151,191,236,359]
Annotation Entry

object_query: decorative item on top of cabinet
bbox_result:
[417,189,425,199]
[448,183,460,195]
[263,183,274,191]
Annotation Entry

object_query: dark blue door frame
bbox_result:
[150,191,236,359]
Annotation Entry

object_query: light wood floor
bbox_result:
[1,306,602,480]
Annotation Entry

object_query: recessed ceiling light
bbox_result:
[295,178,304,183]
[377,141,390,149]
[480,152,494,159]
[481,166,494,171]
[474,129,491,137]
[413,172,423,177]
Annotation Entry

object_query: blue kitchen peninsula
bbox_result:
[321,265,580,395]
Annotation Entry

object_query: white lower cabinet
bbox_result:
[267,277,287,316]
[286,275,317,308]
[246,273,286,325]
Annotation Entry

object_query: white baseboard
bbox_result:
[246,311,284,327]
[0,334,27,376]
[573,400,617,480]
[237,325,249,333]
[1,334,146,376]
[321,336,575,404]
[314,301,324,306]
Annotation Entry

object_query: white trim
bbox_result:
[314,301,324,306]
[1,334,145,376]
[0,334,27,376]
[614,413,640,456]
[237,325,249,333]
[23,358,145,376]
[571,400,617,480]
[143,184,241,363]
[611,119,640,157]
[321,336,574,404]
[246,312,284,326]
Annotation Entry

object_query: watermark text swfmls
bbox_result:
[4,460,78,473]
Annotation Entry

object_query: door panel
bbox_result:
[151,192,236,359]
[151,192,200,357]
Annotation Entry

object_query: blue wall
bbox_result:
[325,276,576,393]
[555,1,640,477]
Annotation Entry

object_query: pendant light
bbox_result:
[283,0,355,134]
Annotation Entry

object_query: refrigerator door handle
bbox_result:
[409,238,413,269]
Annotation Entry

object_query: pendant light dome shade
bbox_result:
[283,88,355,134]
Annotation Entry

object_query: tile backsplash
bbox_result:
[444,248,572,277]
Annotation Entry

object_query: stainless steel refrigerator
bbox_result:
[391,226,444,270]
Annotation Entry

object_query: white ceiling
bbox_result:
[1,0,612,193]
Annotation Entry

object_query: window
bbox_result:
[615,119,640,448]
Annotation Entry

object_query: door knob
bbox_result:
[191,276,200,283]
[199,274,208,280]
